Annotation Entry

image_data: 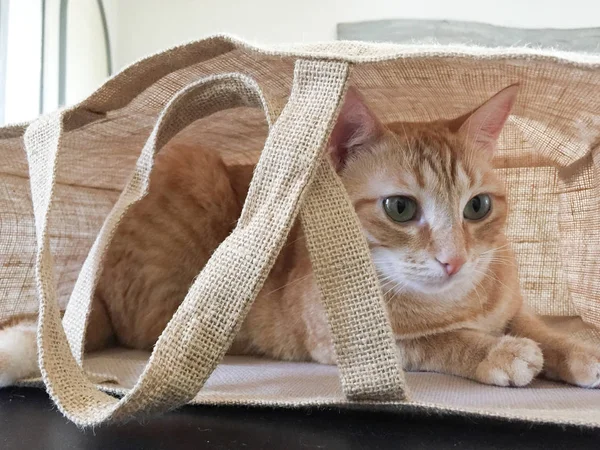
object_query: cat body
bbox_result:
[1,86,599,389]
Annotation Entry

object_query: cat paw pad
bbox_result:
[475,336,543,387]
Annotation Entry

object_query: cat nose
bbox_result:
[436,256,466,276]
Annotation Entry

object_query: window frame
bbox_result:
[0,0,10,125]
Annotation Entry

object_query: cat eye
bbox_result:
[383,196,418,223]
[464,194,492,221]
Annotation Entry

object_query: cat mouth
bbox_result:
[375,262,470,296]
[413,273,465,294]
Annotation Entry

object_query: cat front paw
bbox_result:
[475,336,543,387]
[545,344,600,388]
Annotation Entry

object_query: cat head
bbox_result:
[329,85,518,299]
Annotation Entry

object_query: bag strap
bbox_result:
[300,159,407,401]
[25,60,406,427]
[26,72,286,425]
[61,75,272,365]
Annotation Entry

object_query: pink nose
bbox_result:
[436,256,466,276]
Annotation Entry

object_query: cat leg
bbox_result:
[0,296,114,387]
[0,317,39,387]
[399,329,543,387]
[510,309,600,388]
[85,295,116,352]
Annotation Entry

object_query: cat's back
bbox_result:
[93,143,251,350]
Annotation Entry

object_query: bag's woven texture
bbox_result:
[1,35,600,427]
[300,159,407,401]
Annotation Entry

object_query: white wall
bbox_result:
[3,0,42,124]
[41,0,61,114]
[65,0,110,105]
[106,0,600,70]
[1,0,110,124]
[2,0,599,123]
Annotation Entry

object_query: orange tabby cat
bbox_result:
[1,86,599,388]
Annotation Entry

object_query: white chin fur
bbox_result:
[372,248,489,300]
[397,275,473,299]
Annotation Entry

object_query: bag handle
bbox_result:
[25,60,406,427]
[300,160,407,401]
[26,72,288,425]
[61,75,272,365]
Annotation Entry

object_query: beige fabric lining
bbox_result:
[1,35,599,427]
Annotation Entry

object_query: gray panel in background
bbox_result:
[337,19,600,53]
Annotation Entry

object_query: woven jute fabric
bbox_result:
[300,160,407,401]
[1,35,600,427]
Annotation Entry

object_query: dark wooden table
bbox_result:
[0,387,598,449]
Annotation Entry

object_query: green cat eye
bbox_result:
[464,194,492,221]
[383,196,418,223]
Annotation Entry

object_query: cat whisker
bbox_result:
[485,253,515,259]
[377,274,397,285]
[484,254,519,266]
[472,268,519,297]
[378,280,398,293]
[470,278,484,312]
[383,281,406,299]
[264,274,312,296]
[376,271,400,279]
[377,276,403,291]
[283,235,306,248]
[487,258,519,268]
[371,260,398,266]
[480,244,511,255]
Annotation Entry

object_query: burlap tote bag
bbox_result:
[1,36,599,428]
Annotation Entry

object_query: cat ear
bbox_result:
[328,86,384,170]
[453,84,519,157]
